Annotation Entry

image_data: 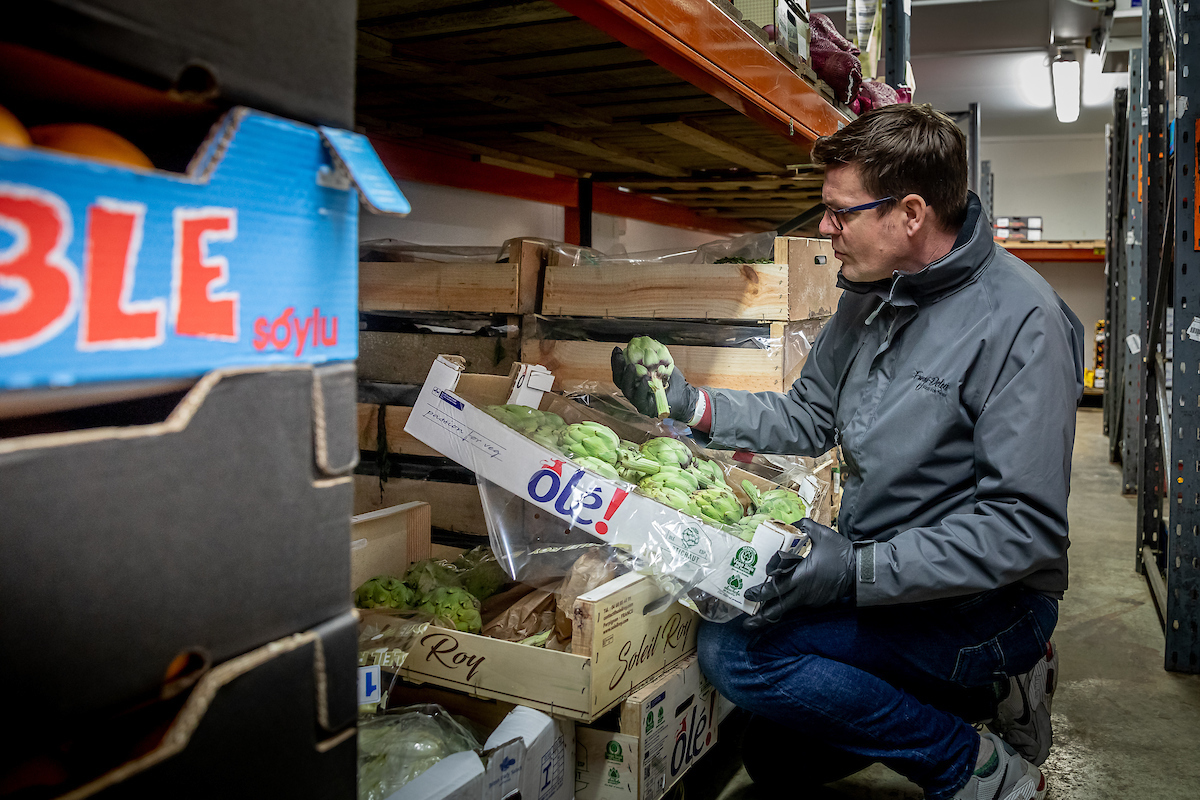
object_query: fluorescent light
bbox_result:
[1051,55,1081,123]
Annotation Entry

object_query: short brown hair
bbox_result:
[811,103,969,231]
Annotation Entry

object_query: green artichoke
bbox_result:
[642,437,692,468]
[417,587,483,633]
[756,488,807,524]
[642,485,701,516]
[625,336,675,418]
[639,466,700,494]
[561,421,621,464]
[453,548,510,602]
[403,559,463,598]
[688,458,727,489]
[355,575,417,610]
[530,424,564,453]
[575,455,621,481]
[731,513,770,542]
[741,479,764,510]
[692,487,744,526]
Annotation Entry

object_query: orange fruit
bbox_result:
[29,123,153,169]
[0,105,31,147]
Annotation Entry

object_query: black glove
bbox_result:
[610,346,700,423]
[742,519,856,630]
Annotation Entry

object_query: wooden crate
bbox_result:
[350,502,433,590]
[360,238,548,314]
[350,528,699,721]
[358,325,522,386]
[353,473,489,538]
[358,403,441,458]
[540,237,840,322]
[522,316,828,393]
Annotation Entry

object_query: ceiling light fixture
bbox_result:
[1051,49,1081,124]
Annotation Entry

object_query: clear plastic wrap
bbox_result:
[358,610,445,715]
[546,231,778,267]
[357,704,482,800]
[359,239,511,263]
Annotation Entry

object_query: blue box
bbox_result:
[0,108,409,390]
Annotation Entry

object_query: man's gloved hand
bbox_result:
[742,519,855,630]
[611,346,700,423]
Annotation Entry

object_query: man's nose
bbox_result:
[818,209,838,238]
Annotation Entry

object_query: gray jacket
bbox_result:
[703,195,1085,605]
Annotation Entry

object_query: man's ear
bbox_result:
[900,193,929,236]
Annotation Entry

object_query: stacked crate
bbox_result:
[354,239,549,541]
[526,236,842,394]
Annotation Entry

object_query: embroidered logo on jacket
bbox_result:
[912,370,950,397]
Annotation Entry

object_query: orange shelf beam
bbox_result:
[1001,243,1105,262]
[552,0,850,143]
[368,135,760,239]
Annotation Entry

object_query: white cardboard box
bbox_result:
[484,707,575,800]
[403,356,810,613]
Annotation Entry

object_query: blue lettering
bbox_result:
[528,470,561,503]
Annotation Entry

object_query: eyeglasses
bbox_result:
[823,197,895,231]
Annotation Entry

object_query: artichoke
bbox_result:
[731,513,770,542]
[453,548,510,602]
[417,586,483,633]
[616,447,661,477]
[575,455,621,481]
[624,336,675,418]
[642,485,701,516]
[561,421,621,464]
[642,437,692,469]
[692,487,744,526]
[483,404,541,433]
[740,479,764,509]
[355,575,417,610]
[688,458,727,489]
[639,467,700,494]
[756,488,807,524]
[530,424,564,453]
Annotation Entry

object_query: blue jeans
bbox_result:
[698,585,1058,800]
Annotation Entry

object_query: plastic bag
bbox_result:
[358,704,482,800]
[357,610,445,715]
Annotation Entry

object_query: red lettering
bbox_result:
[172,208,238,341]
[0,184,79,355]
[79,199,164,349]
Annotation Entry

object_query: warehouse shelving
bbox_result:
[355,0,854,239]
[1105,0,1199,673]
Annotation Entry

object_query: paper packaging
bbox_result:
[403,355,811,614]
[576,654,719,800]
[484,707,575,800]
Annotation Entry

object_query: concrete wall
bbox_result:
[981,134,1108,241]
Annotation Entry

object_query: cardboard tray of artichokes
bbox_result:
[404,356,821,613]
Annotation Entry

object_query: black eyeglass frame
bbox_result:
[823,196,896,231]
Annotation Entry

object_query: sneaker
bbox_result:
[953,732,1048,800]
[993,640,1058,766]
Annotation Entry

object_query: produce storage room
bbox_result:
[3,1,1199,799]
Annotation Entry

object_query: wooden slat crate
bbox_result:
[358,324,522,386]
[353,473,489,538]
[540,236,840,322]
[360,238,548,314]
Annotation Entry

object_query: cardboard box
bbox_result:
[9,1,356,128]
[0,364,356,736]
[484,707,575,800]
[39,611,357,799]
[576,654,720,800]
[403,356,813,614]
[0,107,408,390]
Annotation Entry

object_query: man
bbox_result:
[611,104,1083,800]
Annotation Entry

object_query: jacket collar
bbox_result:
[836,192,991,308]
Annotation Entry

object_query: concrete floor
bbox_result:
[688,408,1200,799]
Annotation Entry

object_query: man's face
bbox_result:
[819,164,907,283]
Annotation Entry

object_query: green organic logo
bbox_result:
[727,574,743,590]
[606,741,623,762]
[731,546,758,577]
[657,707,664,725]
[607,767,621,785]
[681,527,701,548]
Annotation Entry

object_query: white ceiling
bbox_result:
[812,0,1130,138]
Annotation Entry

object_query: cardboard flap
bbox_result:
[318,126,412,216]
[310,611,358,733]
[314,362,358,476]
